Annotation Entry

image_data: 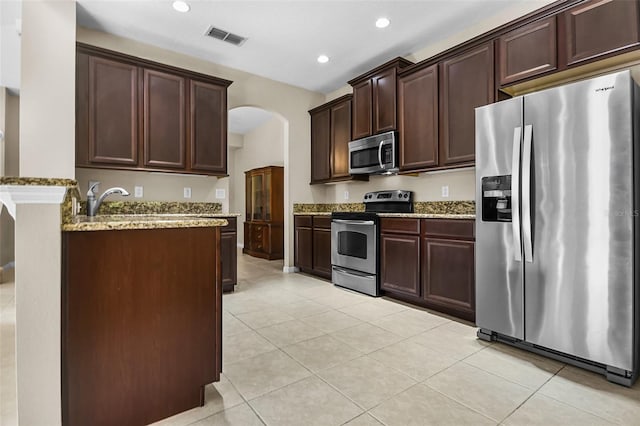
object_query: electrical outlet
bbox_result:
[441,185,449,197]
[183,187,192,199]
[215,189,226,199]
[134,186,143,198]
[344,191,349,200]
[88,180,99,193]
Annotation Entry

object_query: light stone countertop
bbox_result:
[293,212,474,219]
[292,212,332,216]
[62,214,229,232]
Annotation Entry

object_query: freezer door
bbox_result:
[523,71,635,371]
[475,97,525,339]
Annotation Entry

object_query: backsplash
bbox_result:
[293,201,474,215]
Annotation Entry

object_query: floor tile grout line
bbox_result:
[495,364,568,425]
[422,378,502,424]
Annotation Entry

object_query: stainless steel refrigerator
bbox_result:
[475,70,639,386]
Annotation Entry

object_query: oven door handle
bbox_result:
[332,219,375,226]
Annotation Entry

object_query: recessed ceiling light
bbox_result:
[172,1,190,13]
[376,17,390,28]
[317,55,329,64]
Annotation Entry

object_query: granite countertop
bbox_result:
[293,212,332,216]
[62,214,229,232]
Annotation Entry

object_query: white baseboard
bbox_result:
[282,266,299,273]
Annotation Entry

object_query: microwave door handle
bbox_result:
[378,141,384,169]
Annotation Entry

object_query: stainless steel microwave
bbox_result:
[348,131,398,175]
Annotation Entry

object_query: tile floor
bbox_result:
[2,253,640,425]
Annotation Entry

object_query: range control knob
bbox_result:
[404,193,409,198]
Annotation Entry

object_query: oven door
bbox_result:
[331,219,376,275]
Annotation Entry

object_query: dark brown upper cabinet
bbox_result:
[189,80,228,174]
[77,54,139,167]
[143,69,186,169]
[76,43,232,176]
[440,42,494,166]
[309,95,366,184]
[498,16,557,86]
[348,57,413,139]
[398,64,439,171]
[310,108,331,183]
[563,0,640,67]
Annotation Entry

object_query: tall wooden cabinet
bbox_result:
[243,166,284,260]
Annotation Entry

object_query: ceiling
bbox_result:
[76,0,533,95]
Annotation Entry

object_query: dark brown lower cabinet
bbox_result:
[220,217,237,292]
[294,215,332,279]
[62,227,222,426]
[380,217,475,322]
[380,218,421,297]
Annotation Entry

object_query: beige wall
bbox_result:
[20,0,75,179]
[230,116,286,246]
[5,94,19,177]
[321,0,556,205]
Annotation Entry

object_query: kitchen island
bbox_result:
[62,215,227,426]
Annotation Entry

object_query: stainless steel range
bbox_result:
[331,190,413,296]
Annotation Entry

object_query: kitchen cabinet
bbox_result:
[294,215,332,280]
[563,0,640,67]
[143,68,186,169]
[379,217,475,322]
[309,95,365,184]
[380,218,421,298]
[189,80,228,174]
[220,217,238,292]
[348,57,413,139]
[422,219,475,322]
[62,226,222,425]
[398,64,439,171]
[243,166,284,259]
[498,16,557,85]
[76,44,232,176]
[76,53,138,167]
[440,42,494,166]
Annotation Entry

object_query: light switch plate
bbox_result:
[344,191,349,200]
[215,189,226,199]
[183,187,192,199]
[134,186,143,198]
[441,185,449,197]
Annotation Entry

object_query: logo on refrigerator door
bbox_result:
[595,85,615,93]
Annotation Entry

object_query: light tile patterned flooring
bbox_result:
[3,254,640,425]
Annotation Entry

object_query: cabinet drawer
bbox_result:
[380,218,420,234]
[294,215,312,228]
[422,219,474,240]
[312,216,332,230]
[220,217,237,233]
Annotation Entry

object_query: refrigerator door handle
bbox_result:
[522,124,533,263]
[511,126,523,262]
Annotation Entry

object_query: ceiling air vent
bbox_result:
[205,26,247,46]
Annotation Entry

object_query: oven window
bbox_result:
[337,231,368,259]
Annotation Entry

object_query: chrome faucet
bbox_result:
[86,182,130,216]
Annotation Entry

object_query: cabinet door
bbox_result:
[330,99,352,179]
[295,226,313,270]
[88,56,138,165]
[352,80,373,139]
[312,228,332,279]
[398,65,438,171]
[220,232,237,290]
[564,0,640,66]
[440,43,494,166]
[422,238,475,321]
[189,80,227,174]
[143,69,186,169]
[380,233,420,297]
[498,16,557,85]
[310,108,331,183]
[373,67,398,134]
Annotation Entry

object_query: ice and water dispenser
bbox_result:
[482,175,512,222]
